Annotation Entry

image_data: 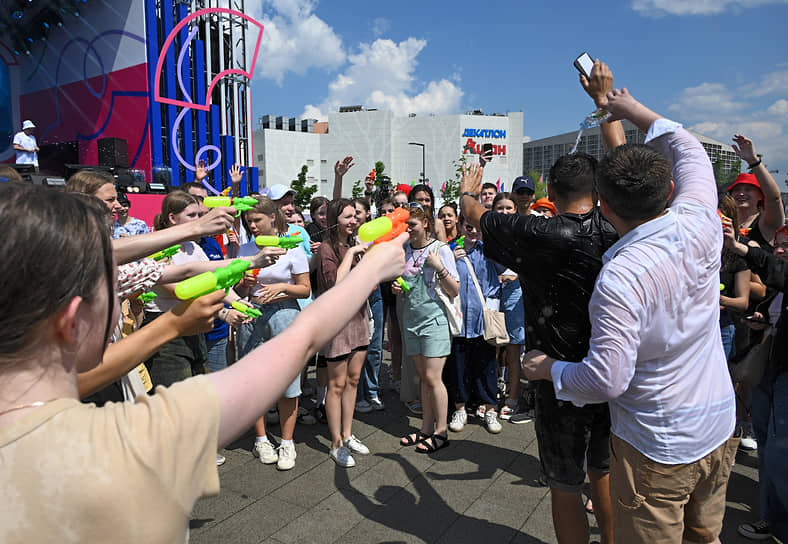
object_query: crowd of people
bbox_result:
[0,59,786,544]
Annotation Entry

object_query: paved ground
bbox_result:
[190,361,762,544]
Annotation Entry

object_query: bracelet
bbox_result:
[748,159,762,170]
[461,191,478,199]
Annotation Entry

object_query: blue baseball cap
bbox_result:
[512,176,535,193]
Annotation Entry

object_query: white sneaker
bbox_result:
[739,435,758,451]
[355,400,373,413]
[449,409,467,432]
[485,409,502,434]
[329,445,356,467]
[343,434,370,455]
[216,453,226,466]
[369,397,385,411]
[276,442,297,471]
[253,440,278,464]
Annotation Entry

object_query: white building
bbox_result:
[523,120,741,181]
[253,108,524,198]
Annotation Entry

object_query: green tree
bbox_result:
[290,164,318,209]
[375,161,386,186]
[441,155,467,204]
[712,156,742,194]
[351,179,365,199]
[528,170,547,200]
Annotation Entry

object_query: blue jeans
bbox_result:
[720,313,735,361]
[206,335,228,373]
[358,287,383,401]
[752,369,788,540]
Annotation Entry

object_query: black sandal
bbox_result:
[400,431,430,446]
[415,433,450,453]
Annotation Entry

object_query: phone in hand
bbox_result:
[574,52,594,80]
[479,143,493,167]
[743,314,769,324]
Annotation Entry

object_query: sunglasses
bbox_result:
[407,202,424,211]
[515,188,534,196]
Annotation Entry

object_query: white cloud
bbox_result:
[246,0,346,85]
[372,17,390,37]
[632,0,788,16]
[302,38,463,120]
[670,80,786,178]
[768,99,788,116]
[669,83,743,120]
[743,69,788,97]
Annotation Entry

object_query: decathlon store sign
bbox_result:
[461,128,508,156]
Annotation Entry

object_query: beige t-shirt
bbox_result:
[0,376,220,543]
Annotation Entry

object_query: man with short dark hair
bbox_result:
[523,87,738,543]
[460,60,624,544]
[479,182,497,209]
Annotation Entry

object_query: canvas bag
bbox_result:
[425,241,463,336]
[463,256,509,346]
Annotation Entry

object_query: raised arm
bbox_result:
[459,162,487,231]
[333,156,354,200]
[580,59,626,151]
[208,233,407,447]
[78,293,224,397]
[732,134,785,242]
[112,207,235,265]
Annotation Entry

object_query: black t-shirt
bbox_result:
[305,221,324,243]
[720,253,748,300]
[480,208,618,362]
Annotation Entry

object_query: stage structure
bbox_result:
[0,0,260,194]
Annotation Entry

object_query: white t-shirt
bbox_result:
[13,131,38,165]
[238,239,308,296]
[403,240,459,301]
[147,241,209,313]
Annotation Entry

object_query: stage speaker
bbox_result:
[10,164,35,182]
[98,137,129,168]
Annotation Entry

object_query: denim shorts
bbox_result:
[238,300,302,398]
[535,380,611,491]
[502,280,525,345]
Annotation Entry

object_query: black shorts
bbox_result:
[323,345,369,363]
[534,380,611,491]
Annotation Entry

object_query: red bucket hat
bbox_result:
[727,173,763,196]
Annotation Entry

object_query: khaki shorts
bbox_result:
[610,432,739,543]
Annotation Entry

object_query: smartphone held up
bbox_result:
[574,52,594,79]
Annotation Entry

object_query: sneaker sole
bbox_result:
[737,528,772,540]
[487,427,502,434]
[277,462,296,471]
[330,456,355,468]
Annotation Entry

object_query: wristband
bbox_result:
[461,191,478,199]
[748,159,762,170]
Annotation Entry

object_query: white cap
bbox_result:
[267,184,296,201]
[22,120,35,130]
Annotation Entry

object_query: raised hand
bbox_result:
[731,135,759,165]
[170,291,226,336]
[580,59,614,108]
[195,159,208,182]
[229,164,244,185]
[460,162,484,196]
[334,156,355,178]
[601,88,639,122]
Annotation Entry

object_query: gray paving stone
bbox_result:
[189,496,305,544]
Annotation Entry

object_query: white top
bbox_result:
[403,240,459,301]
[13,131,38,165]
[147,241,209,313]
[551,119,735,465]
[238,239,308,296]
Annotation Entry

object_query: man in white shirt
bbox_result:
[523,87,738,543]
[13,120,39,166]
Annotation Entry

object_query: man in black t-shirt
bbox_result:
[460,60,624,544]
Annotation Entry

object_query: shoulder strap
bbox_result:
[463,256,486,305]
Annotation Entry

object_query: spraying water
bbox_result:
[570,109,612,154]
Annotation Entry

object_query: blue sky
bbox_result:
[247,0,788,185]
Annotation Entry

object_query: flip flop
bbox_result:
[415,433,450,453]
[400,431,430,446]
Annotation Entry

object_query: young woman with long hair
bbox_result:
[394,204,459,453]
[237,197,311,471]
[314,198,370,467]
[0,183,406,542]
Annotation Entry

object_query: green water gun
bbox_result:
[148,244,180,261]
[204,196,258,217]
[174,259,250,300]
[231,300,262,319]
[138,291,157,303]
[255,235,304,250]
